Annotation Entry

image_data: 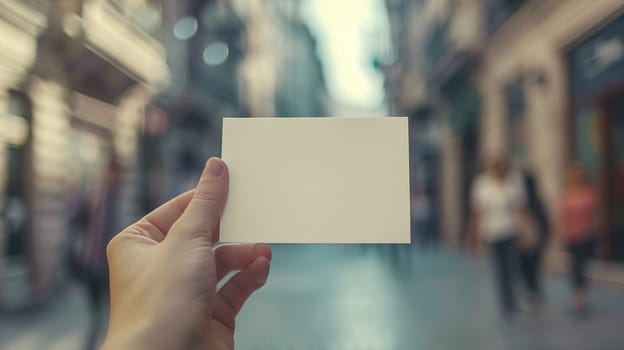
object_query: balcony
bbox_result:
[0,0,47,86]
[425,0,485,91]
[80,0,168,90]
[105,0,164,39]
[485,0,529,34]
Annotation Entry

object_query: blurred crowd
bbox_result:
[467,157,599,320]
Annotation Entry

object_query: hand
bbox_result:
[102,158,272,350]
[517,212,538,251]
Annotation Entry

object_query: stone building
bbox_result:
[0,0,167,308]
[152,0,328,205]
[383,0,624,278]
[477,0,624,269]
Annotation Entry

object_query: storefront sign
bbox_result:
[568,15,624,96]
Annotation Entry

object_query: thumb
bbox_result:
[169,158,229,243]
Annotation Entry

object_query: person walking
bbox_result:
[517,170,550,310]
[77,157,123,350]
[467,157,528,319]
[411,187,434,249]
[559,161,599,315]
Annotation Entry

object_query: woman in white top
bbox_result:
[467,157,528,319]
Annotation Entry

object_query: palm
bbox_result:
[207,318,235,350]
[105,160,271,350]
[143,224,269,350]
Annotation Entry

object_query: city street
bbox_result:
[2,245,624,350]
[2,2,624,350]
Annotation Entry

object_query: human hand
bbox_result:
[102,158,272,350]
[517,212,538,252]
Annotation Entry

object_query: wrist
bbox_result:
[101,333,141,350]
[102,312,199,350]
[101,324,152,350]
[101,318,163,350]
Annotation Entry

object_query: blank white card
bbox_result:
[220,117,410,244]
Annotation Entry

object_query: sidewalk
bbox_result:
[2,246,624,350]
[235,245,624,350]
[545,250,624,288]
[0,283,93,350]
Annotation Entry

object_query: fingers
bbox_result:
[169,158,229,243]
[219,256,270,313]
[215,243,272,281]
[126,190,195,242]
[212,256,271,332]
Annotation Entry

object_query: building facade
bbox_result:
[0,0,48,309]
[387,0,624,274]
[0,0,167,308]
[155,0,247,203]
[383,0,484,245]
[153,0,328,205]
[477,0,624,265]
[384,0,624,275]
[270,0,328,117]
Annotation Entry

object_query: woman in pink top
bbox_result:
[559,162,599,314]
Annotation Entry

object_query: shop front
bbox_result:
[1,91,34,307]
[567,14,624,261]
[0,0,46,308]
[1,0,167,308]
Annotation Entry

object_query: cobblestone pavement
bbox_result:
[2,245,624,350]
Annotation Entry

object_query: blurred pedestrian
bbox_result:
[411,187,434,249]
[467,157,529,319]
[517,169,550,311]
[77,156,123,350]
[66,183,90,279]
[559,161,599,315]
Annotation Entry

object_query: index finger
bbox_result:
[169,158,229,244]
[137,190,195,241]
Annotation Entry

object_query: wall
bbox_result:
[480,0,623,212]
[438,124,463,244]
[115,86,152,228]
[0,1,47,305]
[27,78,71,295]
[477,0,624,266]
[0,0,46,209]
[1,0,167,305]
[234,0,279,116]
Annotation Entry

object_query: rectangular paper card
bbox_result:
[220,117,410,244]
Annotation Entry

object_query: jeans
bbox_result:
[568,237,595,291]
[490,236,518,314]
[519,246,543,297]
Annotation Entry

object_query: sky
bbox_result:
[301,0,391,111]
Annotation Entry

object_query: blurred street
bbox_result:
[3,0,624,348]
[3,246,624,350]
